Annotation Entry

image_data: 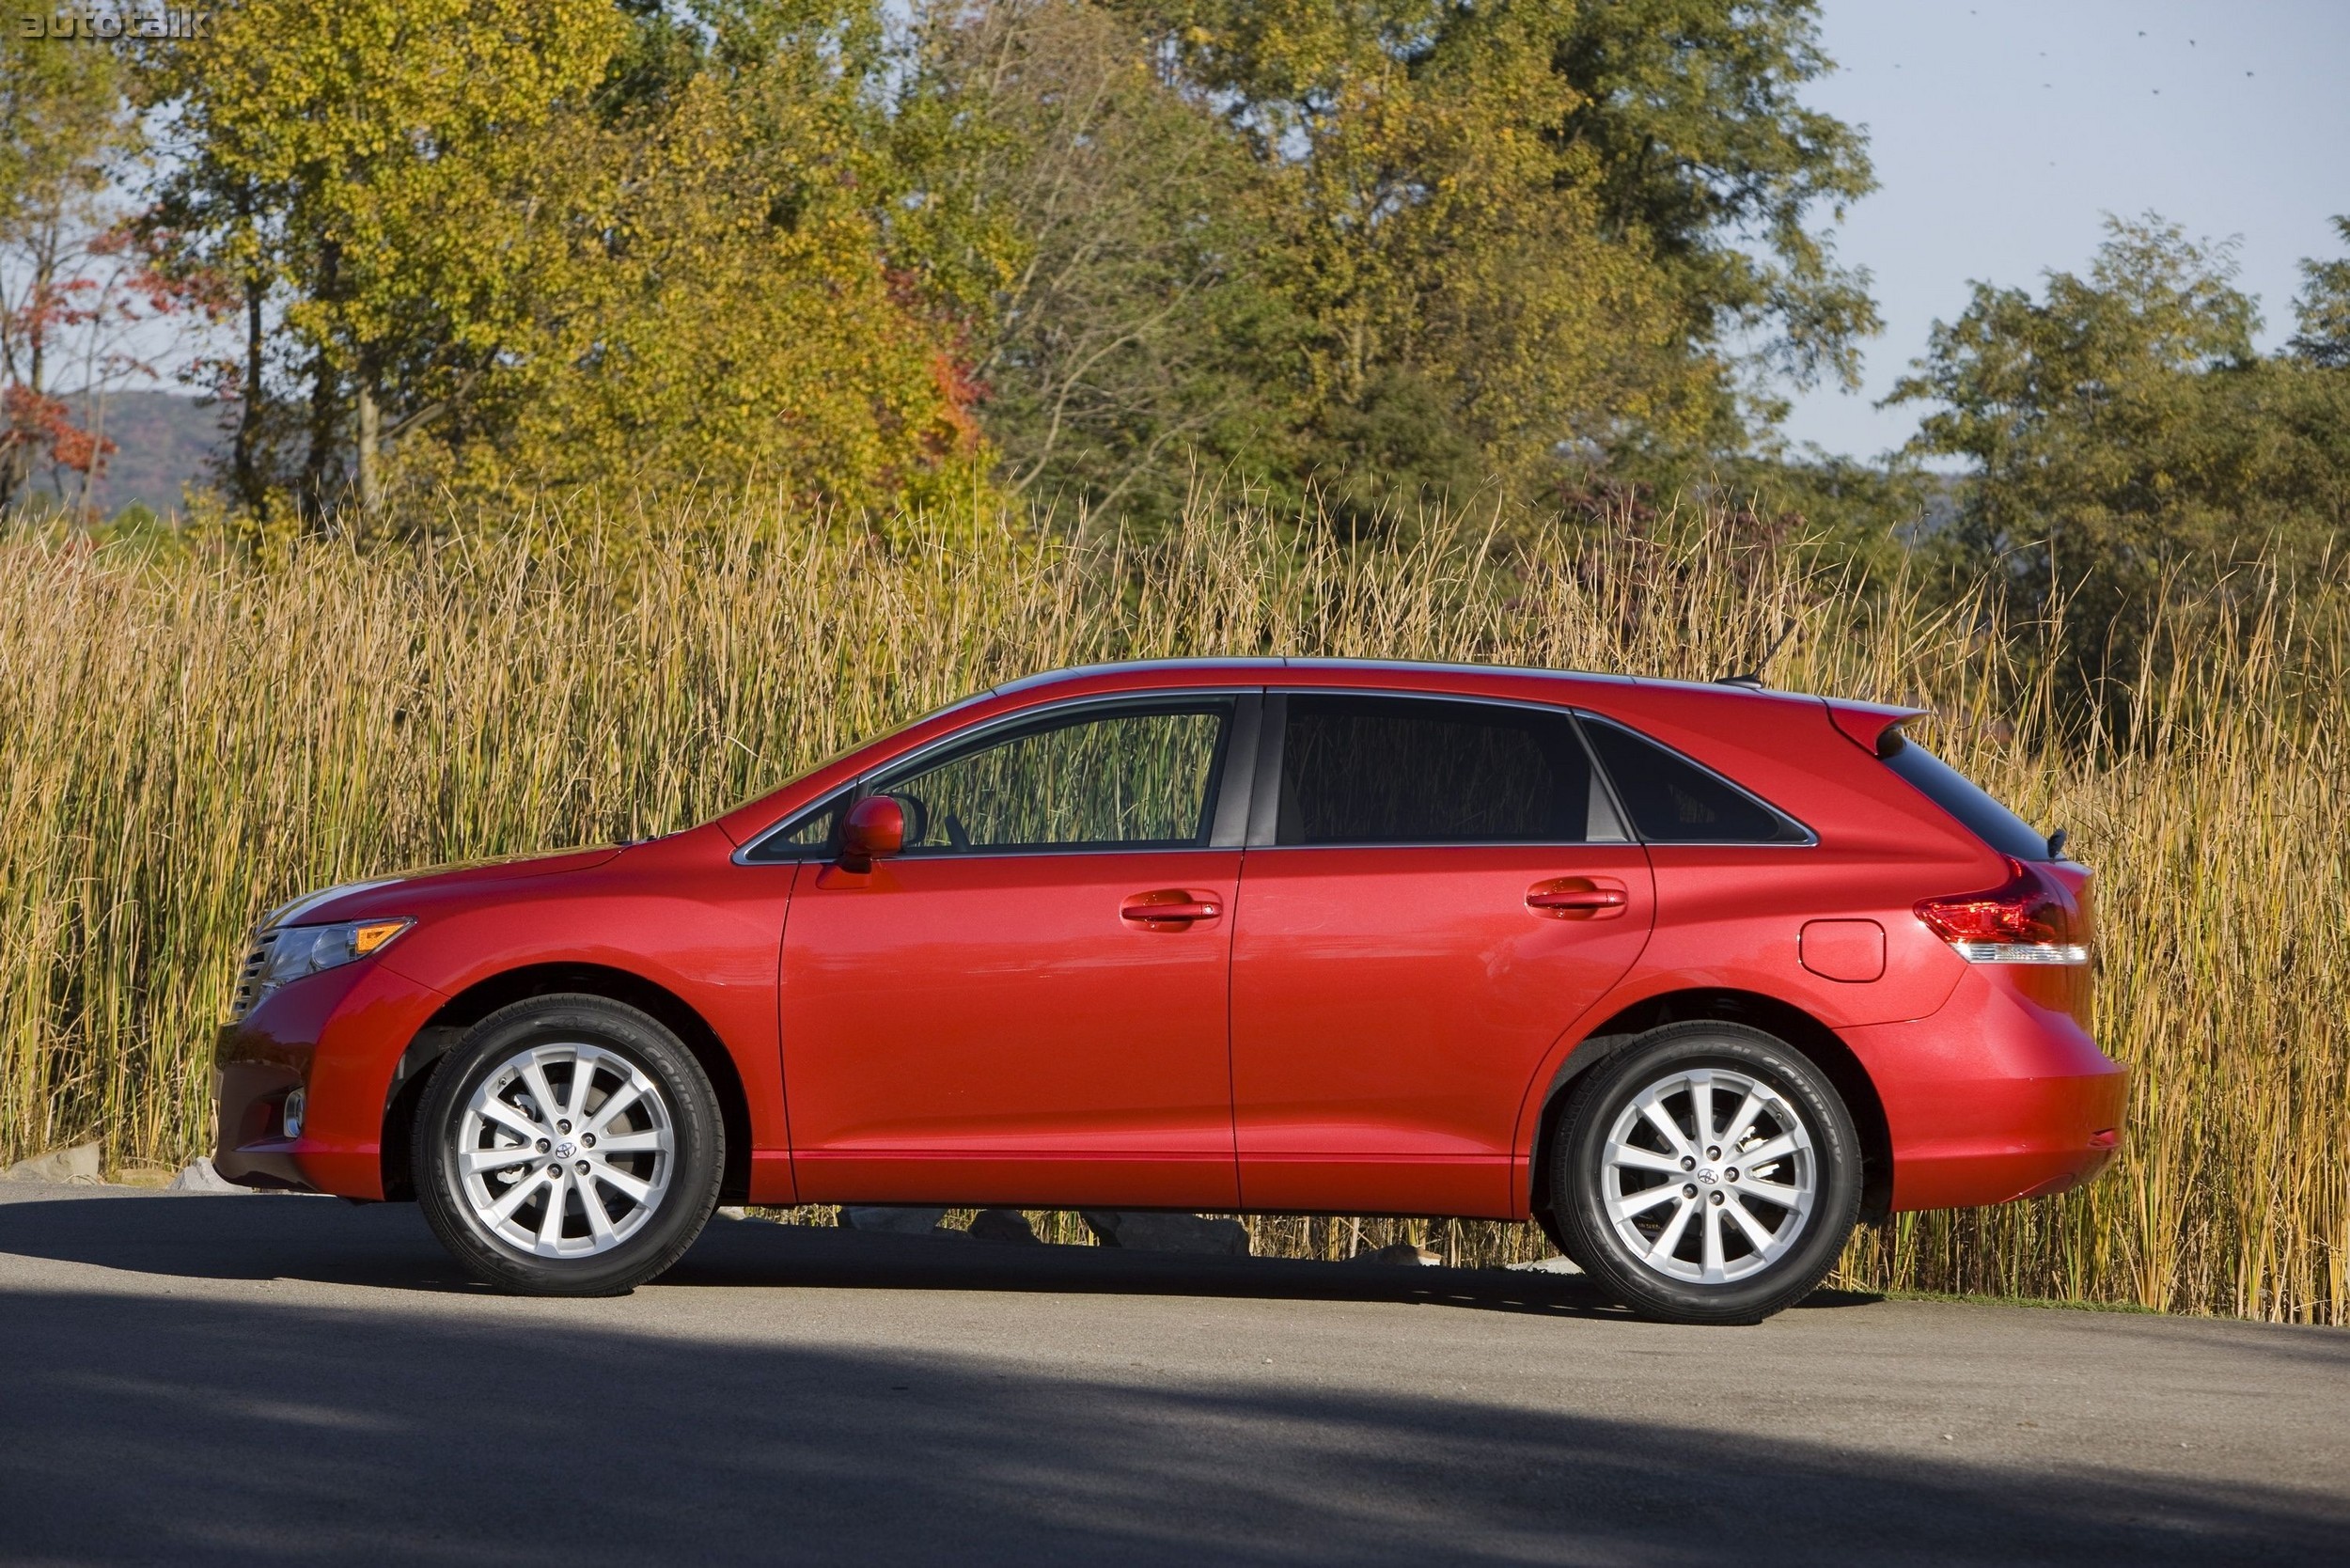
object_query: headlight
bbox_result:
[255,917,414,994]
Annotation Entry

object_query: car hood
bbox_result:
[262,846,625,928]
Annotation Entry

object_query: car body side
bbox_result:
[213,660,2125,1222]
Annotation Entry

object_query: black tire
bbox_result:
[415,994,723,1296]
[1552,1023,1860,1325]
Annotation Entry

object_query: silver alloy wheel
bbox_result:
[458,1042,676,1259]
[1601,1065,1817,1285]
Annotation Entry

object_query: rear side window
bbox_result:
[1277,695,1623,845]
[1579,715,1810,844]
[1882,735,2052,861]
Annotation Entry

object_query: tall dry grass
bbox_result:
[0,491,2342,1321]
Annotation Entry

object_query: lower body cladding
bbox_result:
[1845,967,2127,1211]
[215,961,2125,1219]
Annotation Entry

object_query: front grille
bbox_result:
[227,931,279,1023]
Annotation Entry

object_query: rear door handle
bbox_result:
[1527,877,1629,918]
[1120,889,1223,925]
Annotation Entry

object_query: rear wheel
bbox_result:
[415,995,723,1295]
[1553,1023,1860,1325]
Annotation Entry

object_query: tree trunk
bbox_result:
[298,241,342,529]
[355,376,381,515]
[232,274,265,512]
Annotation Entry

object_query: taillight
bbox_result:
[1916,858,2090,965]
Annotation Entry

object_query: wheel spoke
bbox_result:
[1700,1200,1727,1281]
[1725,1193,1780,1253]
[1691,1074,1716,1147]
[478,1098,540,1141]
[1647,1195,1696,1262]
[485,1168,549,1225]
[521,1060,564,1132]
[1612,1182,1684,1219]
[1739,1134,1800,1167]
[1718,1088,1766,1152]
[464,1144,535,1175]
[583,1079,646,1137]
[1737,1175,1804,1209]
[589,1162,652,1204]
[579,1176,619,1247]
[594,1129,669,1156]
[1638,1100,1695,1160]
[1607,1144,1685,1176]
[537,1170,570,1247]
[564,1047,599,1121]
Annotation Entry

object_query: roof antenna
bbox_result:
[1716,619,1798,690]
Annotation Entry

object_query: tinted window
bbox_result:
[1882,736,2051,861]
[1277,695,1618,845]
[877,702,1230,854]
[751,792,848,859]
[1580,715,1808,843]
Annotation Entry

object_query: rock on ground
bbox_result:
[1081,1210,1250,1255]
[1506,1254,1583,1274]
[1,1142,102,1184]
[1355,1242,1443,1266]
[165,1158,246,1194]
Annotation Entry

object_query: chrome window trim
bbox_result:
[730,689,1257,867]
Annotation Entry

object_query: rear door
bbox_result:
[1229,693,1655,1216]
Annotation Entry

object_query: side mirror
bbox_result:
[837,795,905,873]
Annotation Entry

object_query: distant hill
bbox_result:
[23,390,233,517]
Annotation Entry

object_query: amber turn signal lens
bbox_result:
[352,918,411,957]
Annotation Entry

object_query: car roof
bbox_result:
[990,656,1637,697]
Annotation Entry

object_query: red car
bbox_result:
[215,659,2123,1323]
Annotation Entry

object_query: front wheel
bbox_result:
[415,995,723,1295]
[1553,1023,1860,1325]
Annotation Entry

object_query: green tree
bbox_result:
[910,0,1303,525]
[2287,214,2350,369]
[1121,0,1876,513]
[1889,214,2349,704]
[143,0,1000,523]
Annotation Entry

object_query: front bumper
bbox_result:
[1845,966,2128,1212]
[212,957,450,1199]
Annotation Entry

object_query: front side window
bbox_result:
[1276,694,1619,846]
[1579,714,1810,844]
[873,701,1231,855]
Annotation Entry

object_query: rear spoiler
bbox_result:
[1825,699,1929,758]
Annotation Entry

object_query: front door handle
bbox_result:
[1120,889,1224,925]
[1527,877,1629,919]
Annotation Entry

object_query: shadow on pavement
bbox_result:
[0,1195,2342,1564]
[0,1190,1652,1314]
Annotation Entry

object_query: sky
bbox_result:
[1778,0,2350,462]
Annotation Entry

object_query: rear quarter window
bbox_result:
[1578,714,1810,844]
[1881,736,2052,861]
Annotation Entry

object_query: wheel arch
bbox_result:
[381,962,754,1204]
[1528,988,1894,1230]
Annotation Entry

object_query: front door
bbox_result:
[1230,693,1656,1216]
[781,696,1246,1208]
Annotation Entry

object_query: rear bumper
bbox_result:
[212,958,450,1199]
[1846,967,2127,1212]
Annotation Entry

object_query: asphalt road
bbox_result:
[1,1185,2343,1567]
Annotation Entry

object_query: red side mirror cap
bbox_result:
[838,795,905,872]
